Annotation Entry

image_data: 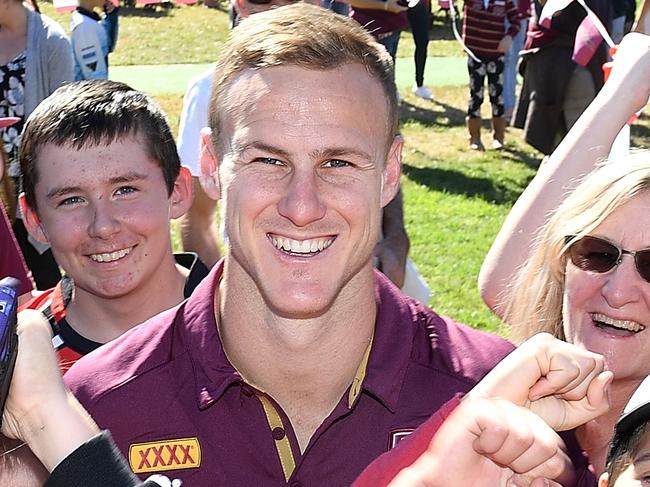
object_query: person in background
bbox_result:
[462,0,520,151]
[407,0,433,100]
[0,117,32,301]
[502,0,530,122]
[635,0,650,33]
[512,0,609,156]
[70,0,119,81]
[0,0,73,290]
[350,0,409,66]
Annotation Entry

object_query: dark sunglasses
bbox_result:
[565,235,650,283]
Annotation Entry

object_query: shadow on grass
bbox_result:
[399,99,466,128]
[119,5,172,17]
[120,3,227,17]
[402,163,529,205]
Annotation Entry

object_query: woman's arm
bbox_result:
[478,33,650,317]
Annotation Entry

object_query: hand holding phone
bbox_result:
[0,277,19,427]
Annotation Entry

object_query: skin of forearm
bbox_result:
[479,80,641,316]
[20,393,100,472]
[635,0,650,32]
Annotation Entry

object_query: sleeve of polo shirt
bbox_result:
[45,431,156,487]
[350,395,462,487]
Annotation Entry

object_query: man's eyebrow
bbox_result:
[237,142,372,161]
[313,147,373,161]
[45,172,150,200]
[237,141,292,160]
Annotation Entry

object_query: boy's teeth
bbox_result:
[591,313,646,333]
[270,235,333,254]
[90,247,131,263]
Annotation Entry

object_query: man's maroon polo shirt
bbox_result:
[65,261,514,486]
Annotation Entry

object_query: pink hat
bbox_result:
[0,117,20,129]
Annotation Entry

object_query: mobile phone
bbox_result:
[0,277,19,426]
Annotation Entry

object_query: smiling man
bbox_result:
[18,80,208,372]
[61,5,523,486]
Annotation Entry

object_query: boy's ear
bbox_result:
[19,194,49,244]
[598,472,609,487]
[198,128,221,201]
[168,166,194,220]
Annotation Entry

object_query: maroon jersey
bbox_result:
[66,260,514,486]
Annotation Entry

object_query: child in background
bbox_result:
[463,0,520,151]
[600,375,650,486]
[70,0,119,80]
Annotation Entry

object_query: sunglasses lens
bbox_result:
[568,236,619,273]
[636,250,650,283]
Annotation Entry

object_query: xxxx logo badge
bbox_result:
[129,438,202,474]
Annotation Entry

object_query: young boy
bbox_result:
[71,0,119,80]
[600,375,650,486]
[18,80,208,372]
[462,0,521,150]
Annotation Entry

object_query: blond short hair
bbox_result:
[505,153,650,343]
[208,3,397,152]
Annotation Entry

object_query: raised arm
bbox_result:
[634,0,650,33]
[479,33,650,317]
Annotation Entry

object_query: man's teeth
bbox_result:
[591,313,646,333]
[90,247,132,263]
[270,236,333,254]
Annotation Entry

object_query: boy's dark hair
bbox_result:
[20,80,180,211]
[606,422,650,485]
[606,375,650,484]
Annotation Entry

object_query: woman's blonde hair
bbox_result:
[505,153,650,343]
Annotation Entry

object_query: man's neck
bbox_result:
[65,257,188,344]
[218,260,377,452]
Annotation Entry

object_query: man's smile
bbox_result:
[268,234,335,256]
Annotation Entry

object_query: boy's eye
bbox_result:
[58,196,83,207]
[323,159,350,168]
[115,186,137,196]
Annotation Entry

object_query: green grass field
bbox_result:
[38,1,650,334]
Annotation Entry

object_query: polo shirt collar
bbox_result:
[179,262,416,412]
[359,270,417,412]
[177,259,241,409]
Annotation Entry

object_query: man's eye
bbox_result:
[115,186,137,196]
[254,157,283,166]
[323,159,350,168]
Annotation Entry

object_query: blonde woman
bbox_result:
[480,32,650,474]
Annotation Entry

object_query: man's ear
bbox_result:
[198,127,221,201]
[598,472,609,487]
[19,194,49,244]
[380,135,403,208]
[169,166,194,220]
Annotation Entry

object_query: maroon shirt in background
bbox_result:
[66,261,515,486]
[0,204,32,295]
[351,6,409,37]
